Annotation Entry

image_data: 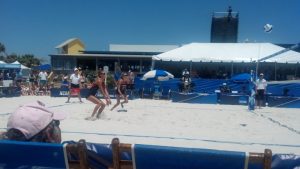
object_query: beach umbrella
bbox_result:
[141,69,174,81]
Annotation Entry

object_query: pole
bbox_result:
[189,61,192,75]
[231,62,233,77]
[274,62,277,81]
[151,59,155,70]
[255,43,261,81]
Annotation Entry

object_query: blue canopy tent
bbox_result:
[33,64,51,71]
[230,73,252,83]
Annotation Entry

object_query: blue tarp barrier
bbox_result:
[50,88,89,97]
[133,144,247,169]
[272,154,300,169]
[0,140,67,169]
[50,88,118,99]
[1,140,300,169]
[171,92,216,104]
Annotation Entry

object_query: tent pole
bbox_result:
[189,61,192,75]
[274,62,277,81]
[295,63,298,79]
[151,59,155,70]
[139,59,142,73]
[231,62,233,77]
[255,43,261,81]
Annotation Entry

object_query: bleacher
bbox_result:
[133,76,300,108]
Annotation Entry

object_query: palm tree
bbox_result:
[0,42,7,57]
[18,54,41,68]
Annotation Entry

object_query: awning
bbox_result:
[154,43,300,63]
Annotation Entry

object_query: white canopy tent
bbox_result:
[11,61,31,70]
[153,43,300,63]
[11,61,31,77]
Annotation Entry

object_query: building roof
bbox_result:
[154,43,300,63]
[109,44,179,53]
[55,38,82,49]
[81,50,161,56]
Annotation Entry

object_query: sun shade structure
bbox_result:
[142,69,174,81]
[153,43,300,63]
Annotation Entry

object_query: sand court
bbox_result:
[0,96,299,154]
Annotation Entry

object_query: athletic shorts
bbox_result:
[256,89,265,101]
[40,80,47,85]
[71,83,80,88]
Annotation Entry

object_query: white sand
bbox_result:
[0,96,300,154]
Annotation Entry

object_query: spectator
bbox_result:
[0,101,67,143]
[181,68,192,93]
[61,76,69,89]
[255,73,268,108]
[38,70,48,88]
[220,83,231,94]
[127,70,135,90]
[66,68,83,103]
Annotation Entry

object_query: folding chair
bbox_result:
[161,86,171,100]
[110,138,272,169]
[152,83,162,100]
[141,87,152,99]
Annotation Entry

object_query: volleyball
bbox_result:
[264,24,273,33]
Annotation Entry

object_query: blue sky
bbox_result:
[0,0,299,62]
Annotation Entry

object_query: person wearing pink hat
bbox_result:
[0,101,67,143]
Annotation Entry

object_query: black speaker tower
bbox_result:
[211,6,239,43]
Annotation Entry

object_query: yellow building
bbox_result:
[55,38,85,55]
[50,38,178,74]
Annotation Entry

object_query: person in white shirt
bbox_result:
[38,70,48,88]
[66,68,83,103]
[255,73,267,108]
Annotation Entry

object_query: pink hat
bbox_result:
[7,101,67,140]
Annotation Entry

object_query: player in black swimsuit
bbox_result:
[110,73,129,111]
[85,71,111,120]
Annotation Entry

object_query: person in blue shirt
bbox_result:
[61,75,69,90]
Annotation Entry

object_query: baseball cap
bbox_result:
[260,73,264,76]
[74,68,79,71]
[7,101,67,140]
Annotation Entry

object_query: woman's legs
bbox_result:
[66,88,71,103]
[87,95,105,119]
[110,95,121,111]
[120,95,128,108]
[77,90,83,103]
